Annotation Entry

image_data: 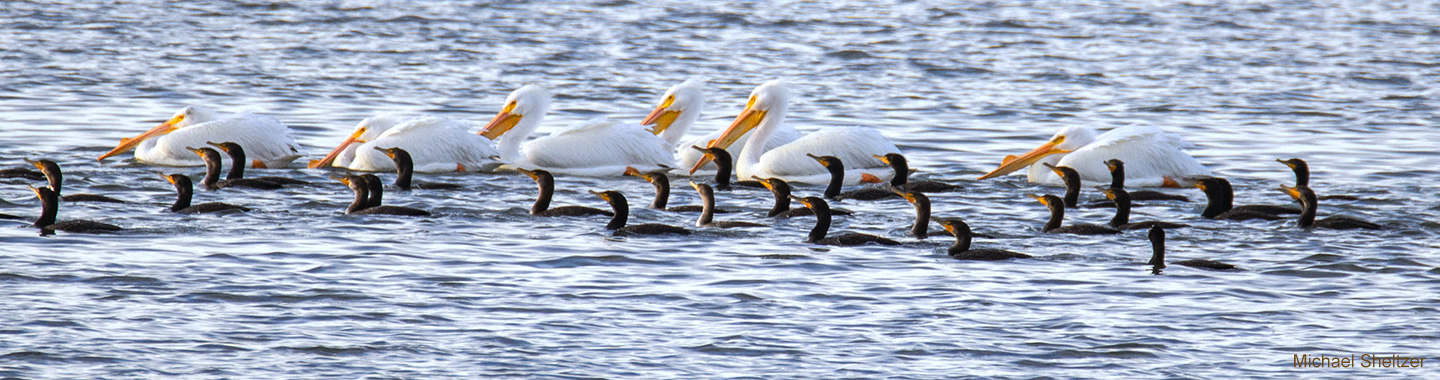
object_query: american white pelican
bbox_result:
[308,114,501,172]
[639,79,802,175]
[98,106,303,168]
[689,79,900,185]
[479,85,672,177]
[977,125,1211,187]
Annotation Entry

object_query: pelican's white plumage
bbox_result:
[692,79,900,185]
[310,114,501,172]
[640,79,802,175]
[98,106,303,168]
[979,125,1212,187]
[480,85,673,177]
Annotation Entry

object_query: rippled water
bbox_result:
[2,1,1438,378]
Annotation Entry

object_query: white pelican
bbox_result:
[689,79,900,185]
[308,114,501,172]
[976,125,1212,187]
[479,85,673,177]
[639,79,802,175]
[98,106,303,168]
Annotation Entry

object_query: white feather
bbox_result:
[1027,125,1211,187]
[521,117,673,176]
[727,80,902,185]
[136,110,303,168]
[343,116,502,172]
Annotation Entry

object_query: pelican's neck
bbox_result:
[661,107,703,147]
[499,107,547,162]
[735,104,788,180]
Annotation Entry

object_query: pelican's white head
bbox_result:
[481,84,552,160]
[642,78,706,146]
[99,105,223,161]
[687,79,793,174]
[481,85,550,139]
[308,113,408,169]
[977,125,1097,180]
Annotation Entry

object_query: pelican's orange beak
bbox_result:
[641,95,681,135]
[977,136,1070,180]
[98,113,185,161]
[689,97,765,174]
[480,101,521,140]
[308,127,367,169]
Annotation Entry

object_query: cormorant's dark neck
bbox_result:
[1108,189,1132,227]
[766,183,791,217]
[712,152,734,191]
[34,190,57,228]
[365,178,383,208]
[888,157,909,187]
[910,194,931,238]
[1297,187,1317,228]
[200,153,222,190]
[807,201,832,243]
[605,194,629,230]
[697,186,715,225]
[823,161,845,199]
[222,148,246,181]
[41,164,63,195]
[1043,202,1064,232]
[948,224,972,256]
[1147,231,1166,268]
[171,178,193,212]
[531,174,554,214]
[393,151,415,190]
[648,175,670,209]
[1109,163,1125,189]
[347,183,369,214]
[1200,182,1234,218]
[1060,172,1081,208]
[1291,164,1311,188]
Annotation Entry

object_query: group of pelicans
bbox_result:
[3,79,1387,272]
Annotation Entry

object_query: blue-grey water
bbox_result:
[2,1,1438,378]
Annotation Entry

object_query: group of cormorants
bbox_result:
[4,140,1384,273]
